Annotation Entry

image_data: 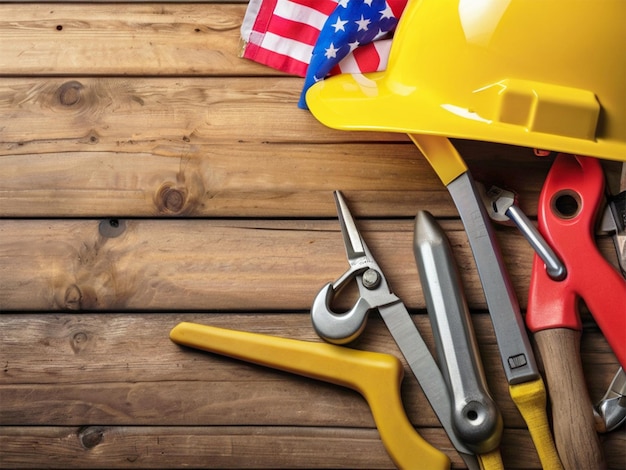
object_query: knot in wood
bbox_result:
[64,284,83,310]
[78,426,104,449]
[86,131,99,145]
[70,331,89,354]
[157,185,187,214]
[99,219,126,238]
[58,81,84,107]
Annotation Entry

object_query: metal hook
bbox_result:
[311,274,373,345]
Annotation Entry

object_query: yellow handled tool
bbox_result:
[409,134,562,470]
[170,321,450,470]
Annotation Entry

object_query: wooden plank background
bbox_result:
[0,2,624,468]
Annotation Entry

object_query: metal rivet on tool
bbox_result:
[362,269,381,289]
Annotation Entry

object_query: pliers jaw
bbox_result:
[311,191,401,345]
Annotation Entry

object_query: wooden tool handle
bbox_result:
[535,328,606,470]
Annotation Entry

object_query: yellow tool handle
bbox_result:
[534,329,605,470]
[170,322,450,470]
[478,449,504,470]
[410,133,561,470]
[509,377,564,470]
[408,134,468,186]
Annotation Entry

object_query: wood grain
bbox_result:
[0,314,503,428]
[0,313,618,424]
[0,4,259,76]
[0,218,619,312]
[535,329,606,470]
[1,314,622,468]
[1,1,624,468]
[0,77,551,217]
[0,219,545,311]
[1,426,567,469]
[0,77,395,147]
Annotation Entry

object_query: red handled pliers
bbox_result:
[526,153,626,469]
[527,154,625,362]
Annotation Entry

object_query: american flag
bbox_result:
[240,0,406,108]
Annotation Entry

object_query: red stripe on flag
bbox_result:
[244,43,310,76]
[249,0,278,38]
[288,0,338,16]
[388,0,407,18]
[242,0,407,79]
[267,15,321,46]
[352,43,381,73]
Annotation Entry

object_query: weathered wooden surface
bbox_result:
[0,77,551,218]
[0,2,624,469]
[1,314,622,468]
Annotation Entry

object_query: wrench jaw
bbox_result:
[477,183,518,225]
[595,396,626,433]
[594,368,626,433]
[478,182,567,281]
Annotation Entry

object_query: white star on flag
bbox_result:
[331,17,349,32]
[355,15,371,31]
[325,43,340,59]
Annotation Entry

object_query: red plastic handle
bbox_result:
[526,154,626,369]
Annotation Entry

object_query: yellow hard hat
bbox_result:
[306,0,626,162]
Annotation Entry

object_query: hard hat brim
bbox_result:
[306,72,626,162]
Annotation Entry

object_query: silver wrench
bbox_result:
[479,183,566,281]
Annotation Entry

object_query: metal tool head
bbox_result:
[599,163,626,276]
[479,183,567,281]
[311,192,486,469]
[478,183,517,225]
[595,367,626,433]
[600,192,626,276]
[596,163,626,432]
[334,190,367,266]
[311,191,397,345]
[414,211,503,455]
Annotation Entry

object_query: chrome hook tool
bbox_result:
[312,191,503,469]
